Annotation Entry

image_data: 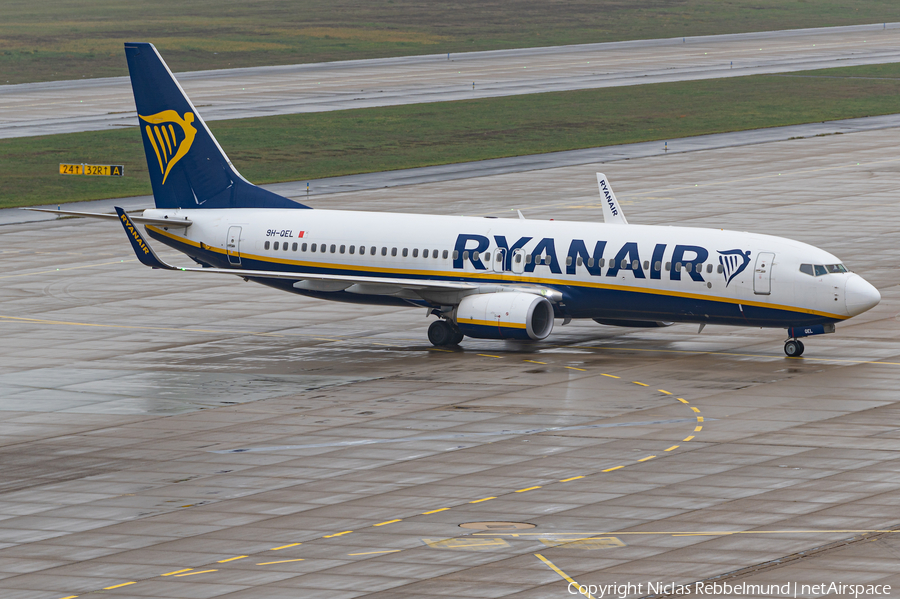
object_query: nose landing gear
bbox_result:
[784,339,805,357]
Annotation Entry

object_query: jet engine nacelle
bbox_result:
[457,292,554,340]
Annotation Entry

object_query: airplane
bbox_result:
[30,42,881,357]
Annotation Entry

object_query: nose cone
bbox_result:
[844,274,881,316]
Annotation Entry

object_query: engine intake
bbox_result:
[457,292,554,340]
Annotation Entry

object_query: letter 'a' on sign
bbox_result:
[596,173,628,225]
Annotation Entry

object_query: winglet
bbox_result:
[597,173,628,225]
[115,207,175,269]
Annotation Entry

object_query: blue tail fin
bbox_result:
[124,42,308,210]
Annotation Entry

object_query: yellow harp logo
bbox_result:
[139,110,197,184]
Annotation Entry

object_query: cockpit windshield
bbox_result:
[799,263,848,277]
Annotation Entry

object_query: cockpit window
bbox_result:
[801,263,848,276]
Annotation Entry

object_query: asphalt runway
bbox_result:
[3,23,900,138]
[2,125,899,598]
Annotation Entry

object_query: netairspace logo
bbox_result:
[567,581,892,598]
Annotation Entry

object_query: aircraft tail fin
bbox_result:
[124,42,307,210]
[597,173,628,225]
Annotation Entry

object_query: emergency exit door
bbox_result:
[753,252,774,295]
[226,226,242,266]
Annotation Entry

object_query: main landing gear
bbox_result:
[784,339,805,357]
[428,320,464,347]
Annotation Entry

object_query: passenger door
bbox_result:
[226,226,242,266]
[753,252,774,295]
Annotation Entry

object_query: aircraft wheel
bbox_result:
[428,320,454,346]
[784,339,804,357]
[449,327,464,346]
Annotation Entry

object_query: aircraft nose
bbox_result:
[844,274,881,316]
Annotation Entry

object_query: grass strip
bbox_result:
[4,63,900,209]
[2,0,900,84]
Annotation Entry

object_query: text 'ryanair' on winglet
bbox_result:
[115,207,175,270]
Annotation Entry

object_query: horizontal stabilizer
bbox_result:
[597,173,628,225]
[25,207,192,228]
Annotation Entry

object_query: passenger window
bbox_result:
[292,242,298,251]
[685,263,692,272]
[462,251,469,261]
[422,249,428,258]
[675,262,681,271]
[587,257,594,268]
[814,264,827,276]
[654,261,661,271]
[599,258,606,267]
[349,245,355,254]
[413,248,419,258]
[339,245,345,254]
[473,251,480,262]
[451,250,457,260]
[311,243,317,252]
[402,248,408,257]
[274,242,279,250]
[799,264,814,276]
[391,248,398,257]
[264,241,270,250]
[717,264,724,273]
[371,246,376,255]
[330,244,336,253]
[707,263,713,273]
[484,252,490,262]
[284,243,289,251]
[666,261,671,270]
[525,254,532,264]
[621,259,628,269]
[633,260,639,270]
[576,256,583,266]
[643,261,649,270]
[514,253,522,264]
[301,243,307,252]
[435,249,440,259]
[381,247,387,256]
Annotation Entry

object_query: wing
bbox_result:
[113,207,562,302]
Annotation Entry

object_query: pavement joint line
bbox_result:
[174,569,217,577]
[560,476,584,482]
[161,568,193,576]
[603,466,625,472]
[515,486,542,493]
[257,558,305,565]
[470,496,496,503]
[270,543,302,550]
[535,553,597,599]
[217,555,248,563]
[348,550,403,556]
